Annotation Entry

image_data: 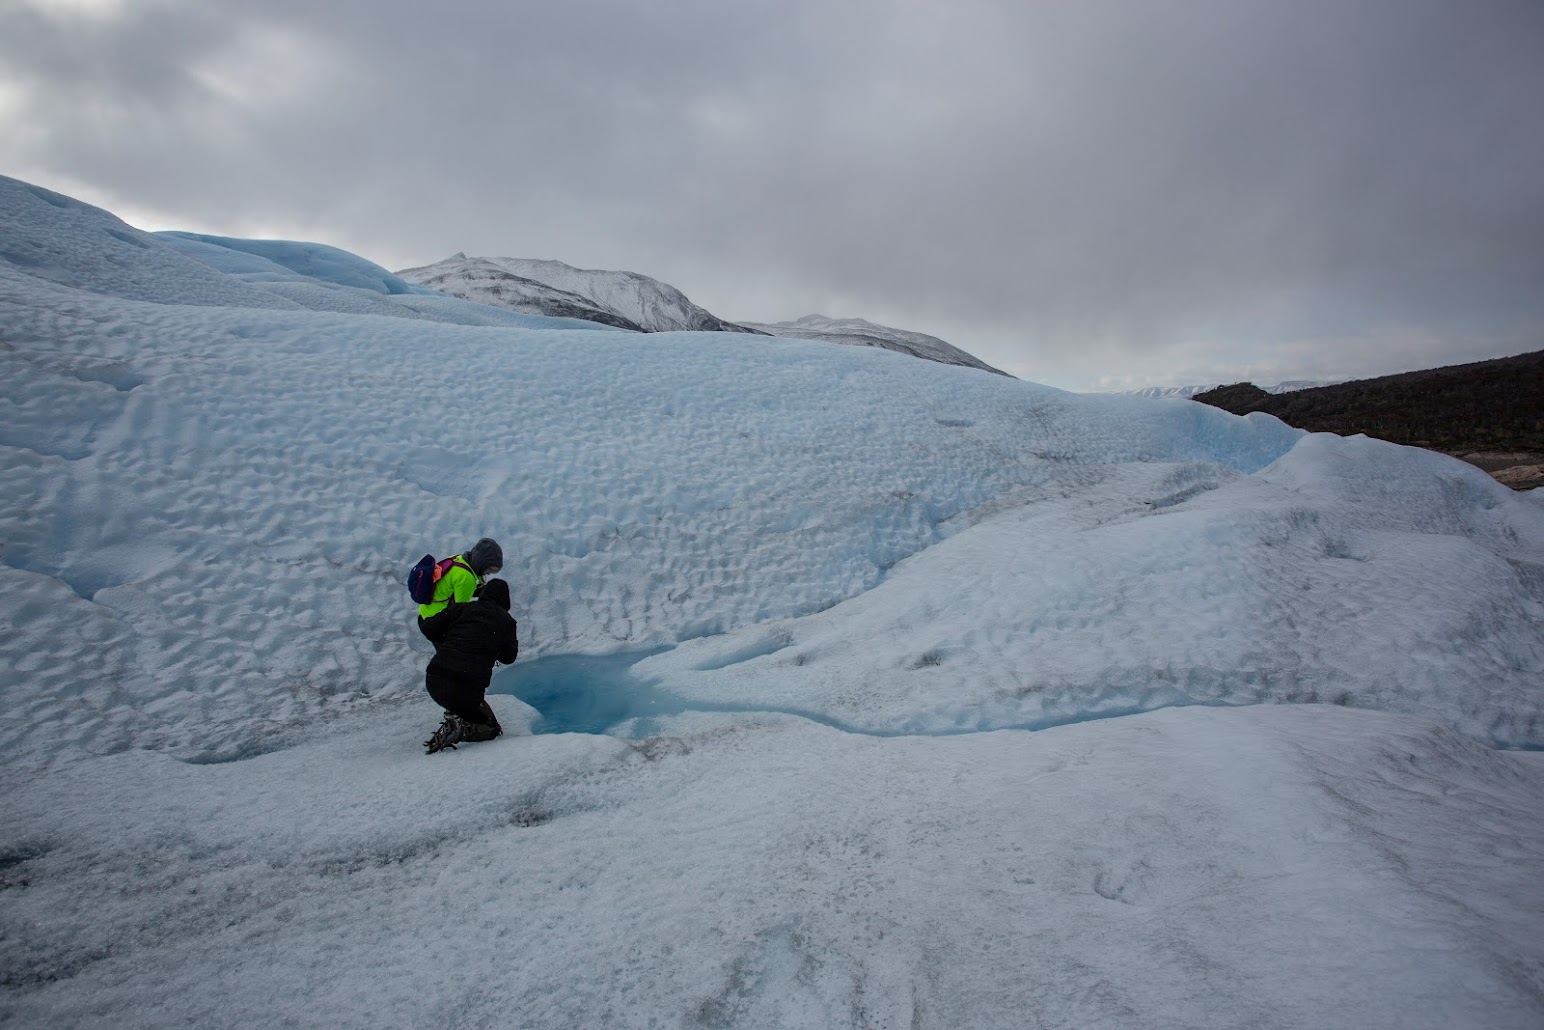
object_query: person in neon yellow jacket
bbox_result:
[417,537,503,638]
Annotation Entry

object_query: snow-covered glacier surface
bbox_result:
[3,174,1544,1029]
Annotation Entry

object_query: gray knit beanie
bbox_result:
[465,537,503,575]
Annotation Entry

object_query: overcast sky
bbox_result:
[4,0,1541,390]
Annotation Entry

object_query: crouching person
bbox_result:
[417,537,503,641]
[421,578,519,754]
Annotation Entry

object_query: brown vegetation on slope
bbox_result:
[1192,350,1544,488]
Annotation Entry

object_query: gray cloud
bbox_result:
[3,0,1541,388]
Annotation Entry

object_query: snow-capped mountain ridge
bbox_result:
[398,256,1012,374]
[1117,380,1346,399]
[393,255,651,331]
[740,314,1009,376]
[397,254,762,335]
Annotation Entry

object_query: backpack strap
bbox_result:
[441,556,483,607]
[427,556,482,612]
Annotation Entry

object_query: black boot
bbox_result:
[424,712,467,754]
[459,700,501,743]
[472,699,503,737]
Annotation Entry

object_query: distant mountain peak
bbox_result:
[741,314,1009,376]
[396,256,1009,374]
[396,254,761,335]
[1115,379,1346,399]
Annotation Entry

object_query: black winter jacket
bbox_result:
[422,598,519,688]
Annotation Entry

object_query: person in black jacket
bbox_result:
[421,578,519,754]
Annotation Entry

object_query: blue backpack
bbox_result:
[406,554,468,605]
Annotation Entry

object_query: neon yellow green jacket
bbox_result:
[417,556,482,620]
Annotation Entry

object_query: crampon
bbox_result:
[424,713,467,754]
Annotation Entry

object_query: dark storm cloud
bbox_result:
[4,0,1542,387]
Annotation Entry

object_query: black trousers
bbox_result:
[425,666,502,734]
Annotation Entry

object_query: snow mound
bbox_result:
[0,176,300,310]
[641,431,1544,746]
[0,266,1318,767]
[155,232,431,296]
[1,173,1540,768]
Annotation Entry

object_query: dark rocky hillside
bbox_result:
[1192,350,1544,487]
